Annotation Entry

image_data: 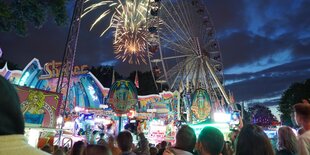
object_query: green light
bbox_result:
[189,123,230,140]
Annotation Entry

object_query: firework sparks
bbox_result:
[112,0,149,64]
[83,0,149,64]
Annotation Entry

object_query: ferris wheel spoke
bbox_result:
[160,21,196,53]
[179,58,197,87]
[157,56,195,82]
[161,54,192,61]
[161,2,193,44]
[159,36,195,55]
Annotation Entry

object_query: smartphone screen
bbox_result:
[230,111,240,125]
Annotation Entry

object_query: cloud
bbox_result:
[225,59,310,104]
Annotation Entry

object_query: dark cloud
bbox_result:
[225,59,310,102]
[206,0,247,32]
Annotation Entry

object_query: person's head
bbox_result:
[235,124,274,155]
[117,131,133,152]
[277,126,297,153]
[0,76,24,135]
[175,125,196,152]
[160,141,168,149]
[293,100,310,127]
[53,149,66,155]
[83,144,112,155]
[150,147,158,155]
[197,126,224,155]
[41,145,52,153]
[70,141,86,155]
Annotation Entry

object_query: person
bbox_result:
[0,76,49,155]
[293,100,310,155]
[117,131,136,155]
[196,126,224,155]
[150,147,158,155]
[157,141,168,155]
[107,136,121,155]
[221,142,233,155]
[53,149,66,155]
[41,145,53,153]
[134,131,150,155]
[70,141,86,155]
[83,144,112,155]
[165,125,196,155]
[276,126,297,155]
[235,124,274,155]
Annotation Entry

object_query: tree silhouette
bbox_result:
[249,104,278,127]
[278,79,310,126]
[127,71,158,95]
[89,66,123,88]
[0,0,68,36]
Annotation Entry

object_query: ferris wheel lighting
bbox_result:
[151,59,162,63]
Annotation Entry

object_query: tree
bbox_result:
[278,79,310,126]
[0,58,20,70]
[0,0,68,36]
[89,66,123,88]
[127,71,158,95]
[249,104,278,127]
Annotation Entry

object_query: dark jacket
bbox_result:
[276,149,296,155]
[0,76,24,135]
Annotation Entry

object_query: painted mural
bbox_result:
[16,86,62,128]
[191,89,212,121]
[107,80,138,114]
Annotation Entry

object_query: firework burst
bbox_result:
[113,0,149,64]
[83,0,149,64]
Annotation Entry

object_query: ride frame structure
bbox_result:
[55,0,85,145]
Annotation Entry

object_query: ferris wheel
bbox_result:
[146,0,231,105]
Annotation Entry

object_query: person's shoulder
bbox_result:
[170,148,193,155]
[299,130,310,139]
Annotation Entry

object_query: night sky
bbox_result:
[0,0,309,114]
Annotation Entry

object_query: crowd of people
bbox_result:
[1,74,310,155]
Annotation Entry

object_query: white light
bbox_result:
[75,106,84,112]
[99,104,109,109]
[27,130,40,147]
[63,121,74,130]
[57,116,63,125]
[214,113,231,123]
[19,72,29,86]
[94,118,111,124]
[88,86,98,101]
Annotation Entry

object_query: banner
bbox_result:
[16,86,62,128]
[107,80,138,114]
[191,89,211,121]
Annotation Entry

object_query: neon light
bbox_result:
[189,123,230,137]
[88,86,98,101]
[19,72,29,86]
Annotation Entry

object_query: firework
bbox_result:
[112,0,149,64]
[83,0,149,64]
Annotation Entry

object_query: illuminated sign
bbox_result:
[39,60,88,79]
